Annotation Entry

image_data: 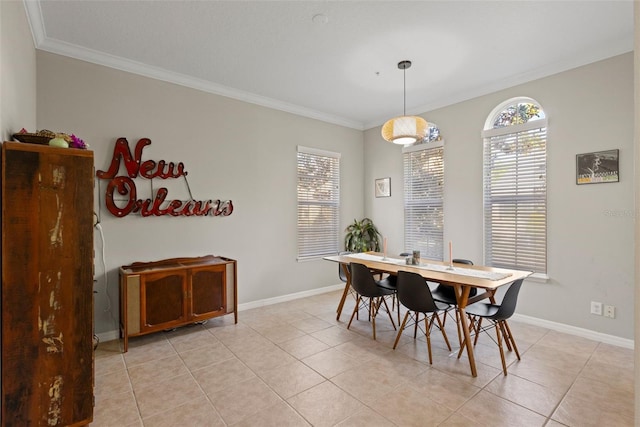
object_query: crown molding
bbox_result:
[24,1,364,131]
[23,0,631,134]
[22,0,45,46]
[37,38,365,131]
[364,41,633,131]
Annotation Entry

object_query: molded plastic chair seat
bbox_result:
[431,259,477,305]
[376,274,400,323]
[347,262,397,340]
[392,271,452,364]
[430,283,478,304]
[463,303,499,318]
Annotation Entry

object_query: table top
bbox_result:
[324,252,532,290]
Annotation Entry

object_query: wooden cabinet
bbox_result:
[119,255,237,351]
[1,142,94,426]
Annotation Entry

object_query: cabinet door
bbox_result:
[189,265,226,321]
[140,270,188,332]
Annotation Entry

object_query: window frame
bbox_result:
[296,145,341,261]
[482,98,548,279]
[402,140,445,261]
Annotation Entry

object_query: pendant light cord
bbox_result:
[403,66,407,116]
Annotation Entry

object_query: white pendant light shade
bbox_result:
[381,115,428,145]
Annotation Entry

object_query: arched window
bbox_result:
[482,98,547,276]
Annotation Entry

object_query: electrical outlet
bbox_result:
[590,301,603,315]
[604,305,616,318]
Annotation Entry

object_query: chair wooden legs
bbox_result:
[502,320,520,360]
[348,295,396,341]
[424,316,433,364]
[392,311,451,365]
[439,307,465,349]
[347,295,362,330]
[458,315,520,375]
[371,300,376,340]
[347,295,379,340]
[378,297,397,330]
[473,318,482,345]
[498,321,513,352]
[433,313,452,351]
[493,319,520,375]
[495,320,507,375]
[393,311,411,349]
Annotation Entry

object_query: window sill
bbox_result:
[526,272,549,283]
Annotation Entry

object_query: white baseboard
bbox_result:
[236,283,345,311]
[96,283,633,350]
[512,313,633,349]
[95,330,120,344]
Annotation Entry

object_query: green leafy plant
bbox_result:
[344,218,381,252]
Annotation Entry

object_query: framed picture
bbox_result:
[375,177,391,197]
[576,149,619,185]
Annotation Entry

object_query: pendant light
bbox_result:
[381,60,428,145]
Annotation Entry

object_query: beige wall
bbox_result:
[7,1,636,345]
[365,53,634,341]
[36,51,365,335]
[0,0,36,139]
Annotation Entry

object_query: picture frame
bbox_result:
[375,177,391,198]
[576,149,619,185]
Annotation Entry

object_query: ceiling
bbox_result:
[26,1,633,130]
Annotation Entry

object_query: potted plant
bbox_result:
[344,218,381,252]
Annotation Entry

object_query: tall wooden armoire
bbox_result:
[1,142,94,426]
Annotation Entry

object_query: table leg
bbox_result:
[454,284,477,377]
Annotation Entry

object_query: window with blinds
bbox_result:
[297,146,340,260]
[403,142,444,260]
[482,100,547,275]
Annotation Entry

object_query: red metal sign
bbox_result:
[96,138,233,218]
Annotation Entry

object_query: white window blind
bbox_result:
[297,146,340,260]
[403,143,444,260]
[482,120,547,274]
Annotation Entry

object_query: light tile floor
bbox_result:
[91,290,634,426]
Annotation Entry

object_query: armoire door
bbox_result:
[1,142,94,426]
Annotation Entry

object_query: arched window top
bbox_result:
[414,122,442,145]
[484,97,546,130]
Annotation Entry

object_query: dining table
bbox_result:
[323,251,532,377]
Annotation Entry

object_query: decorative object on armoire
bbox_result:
[69,134,88,149]
[48,134,69,148]
[1,141,94,426]
[119,255,238,352]
[96,137,234,218]
[12,128,88,149]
